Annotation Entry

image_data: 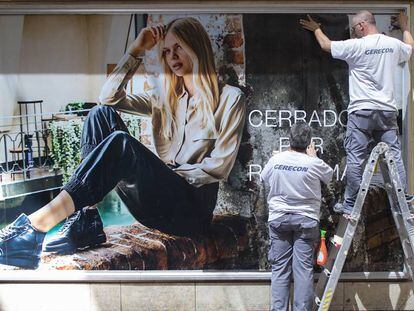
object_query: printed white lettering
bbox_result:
[249,164,262,181]
[248,110,263,127]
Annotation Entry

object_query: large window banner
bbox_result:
[0,12,409,272]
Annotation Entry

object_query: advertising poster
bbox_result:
[0,12,409,272]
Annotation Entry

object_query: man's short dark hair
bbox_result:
[289,122,312,151]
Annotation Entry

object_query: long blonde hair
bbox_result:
[156,17,220,139]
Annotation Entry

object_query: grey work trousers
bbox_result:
[342,110,407,213]
[268,214,319,311]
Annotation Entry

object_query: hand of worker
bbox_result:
[306,142,318,157]
[300,14,321,32]
[391,11,409,32]
[128,24,165,57]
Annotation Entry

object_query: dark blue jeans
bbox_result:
[63,105,219,235]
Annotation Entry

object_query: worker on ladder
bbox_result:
[300,11,414,218]
[261,122,333,311]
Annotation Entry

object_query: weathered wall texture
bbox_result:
[244,14,404,271]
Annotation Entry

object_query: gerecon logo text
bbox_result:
[364,48,394,55]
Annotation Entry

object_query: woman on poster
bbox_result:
[0,17,246,269]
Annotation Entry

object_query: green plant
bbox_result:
[50,119,83,182]
[122,113,142,138]
[65,102,85,112]
[50,113,142,183]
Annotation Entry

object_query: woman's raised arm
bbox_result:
[99,25,166,116]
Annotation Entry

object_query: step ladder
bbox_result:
[314,142,414,311]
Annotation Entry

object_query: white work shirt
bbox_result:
[260,151,333,222]
[331,34,412,114]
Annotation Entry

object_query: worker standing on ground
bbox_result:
[261,122,333,311]
[300,11,414,217]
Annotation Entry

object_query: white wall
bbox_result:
[0,13,137,120]
[0,281,412,310]
[18,15,90,118]
[0,15,24,132]
[0,14,139,162]
[86,14,138,99]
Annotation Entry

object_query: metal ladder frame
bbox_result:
[314,142,414,311]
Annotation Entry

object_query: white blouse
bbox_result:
[99,53,246,187]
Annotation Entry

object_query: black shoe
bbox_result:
[43,207,106,254]
[0,214,46,269]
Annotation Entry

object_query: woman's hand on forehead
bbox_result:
[128,24,166,57]
[149,24,166,43]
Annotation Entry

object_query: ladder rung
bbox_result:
[323,268,331,277]
[314,143,414,311]
[333,235,343,247]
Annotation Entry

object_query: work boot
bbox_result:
[43,207,106,254]
[406,194,414,205]
[333,202,353,219]
[404,194,414,214]
[0,214,46,269]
